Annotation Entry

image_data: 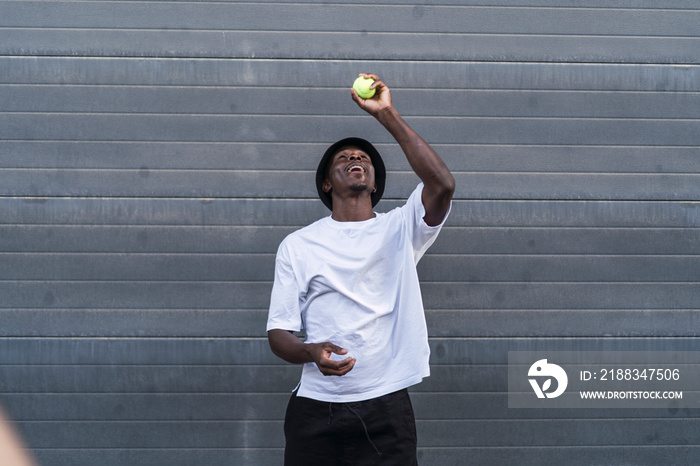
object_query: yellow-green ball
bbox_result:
[353,76,376,99]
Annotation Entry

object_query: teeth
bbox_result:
[347,165,365,173]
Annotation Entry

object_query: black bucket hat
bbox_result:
[315,137,386,211]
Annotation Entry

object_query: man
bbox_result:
[267,73,455,465]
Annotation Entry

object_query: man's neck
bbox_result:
[330,198,375,222]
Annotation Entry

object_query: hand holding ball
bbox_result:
[350,74,390,116]
[353,76,376,99]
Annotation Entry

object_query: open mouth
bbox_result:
[347,164,366,174]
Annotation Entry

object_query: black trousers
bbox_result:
[283,388,418,466]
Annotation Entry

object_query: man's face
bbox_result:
[322,146,377,200]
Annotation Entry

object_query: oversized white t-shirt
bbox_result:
[267,183,450,402]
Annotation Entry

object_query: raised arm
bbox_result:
[351,73,455,226]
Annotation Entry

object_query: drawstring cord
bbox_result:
[346,404,383,457]
[327,402,383,457]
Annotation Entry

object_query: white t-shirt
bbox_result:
[267,183,450,402]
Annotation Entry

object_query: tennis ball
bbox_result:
[353,76,376,99]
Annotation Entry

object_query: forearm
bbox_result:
[376,106,455,225]
[267,329,314,364]
[376,107,454,195]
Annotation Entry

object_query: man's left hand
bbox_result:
[350,73,392,117]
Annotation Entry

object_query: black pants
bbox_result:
[283,388,418,466]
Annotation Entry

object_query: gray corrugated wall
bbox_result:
[1,1,699,464]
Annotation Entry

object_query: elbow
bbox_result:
[444,173,456,199]
[425,168,455,200]
[435,172,456,203]
[423,173,455,227]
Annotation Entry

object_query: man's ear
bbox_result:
[322,179,332,193]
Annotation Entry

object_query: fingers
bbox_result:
[351,72,391,111]
[325,342,348,355]
[359,72,380,84]
[318,355,356,376]
[355,72,384,96]
[312,342,356,376]
[350,87,366,106]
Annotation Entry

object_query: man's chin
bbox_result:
[348,183,369,193]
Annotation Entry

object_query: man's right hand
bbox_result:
[308,342,356,376]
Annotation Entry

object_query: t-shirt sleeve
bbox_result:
[404,182,452,262]
[266,241,303,332]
